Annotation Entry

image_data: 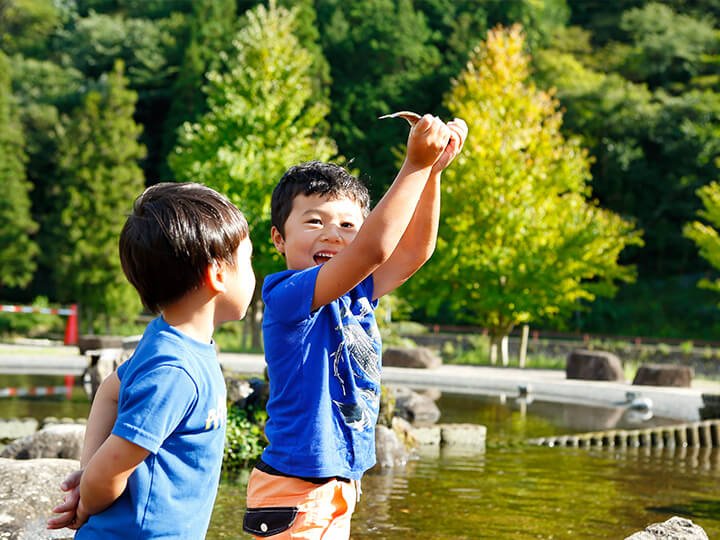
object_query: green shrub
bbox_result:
[0,297,64,337]
[223,405,265,473]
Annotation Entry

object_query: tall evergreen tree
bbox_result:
[403,25,642,363]
[0,50,38,290]
[170,0,336,343]
[54,60,145,331]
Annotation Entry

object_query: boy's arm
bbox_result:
[75,434,150,522]
[48,372,121,530]
[81,371,121,466]
[372,118,467,299]
[311,115,450,310]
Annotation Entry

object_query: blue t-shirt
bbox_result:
[261,266,382,480]
[76,317,227,539]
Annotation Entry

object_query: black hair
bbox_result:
[271,160,371,237]
[119,182,249,314]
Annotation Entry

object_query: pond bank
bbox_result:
[0,344,716,423]
[220,352,720,422]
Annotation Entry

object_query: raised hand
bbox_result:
[431,118,468,174]
[405,114,452,170]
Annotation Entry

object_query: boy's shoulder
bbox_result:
[120,317,216,378]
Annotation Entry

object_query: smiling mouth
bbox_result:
[313,252,335,265]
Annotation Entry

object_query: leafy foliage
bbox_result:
[160,0,237,181]
[52,60,145,330]
[685,180,720,299]
[617,2,719,88]
[404,25,642,344]
[170,0,336,282]
[0,50,38,289]
[0,0,58,56]
[223,405,265,472]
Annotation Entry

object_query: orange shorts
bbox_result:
[243,468,359,539]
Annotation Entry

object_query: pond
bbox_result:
[1,376,719,538]
[209,393,720,539]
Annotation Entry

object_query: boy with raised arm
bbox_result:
[242,114,467,539]
[47,182,256,538]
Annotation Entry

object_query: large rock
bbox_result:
[566,350,625,382]
[700,392,720,420]
[439,424,487,448]
[226,377,269,414]
[624,516,708,540]
[372,425,409,470]
[84,348,124,401]
[0,424,85,461]
[412,424,486,448]
[0,419,39,442]
[0,457,78,539]
[392,386,441,426]
[383,347,442,369]
[632,364,693,388]
[77,335,124,355]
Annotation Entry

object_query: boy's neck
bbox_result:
[161,290,216,345]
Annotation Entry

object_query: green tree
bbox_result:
[161,0,237,181]
[617,2,718,88]
[684,179,720,299]
[8,56,84,300]
[0,50,38,290]
[0,0,58,56]
[405,25,642,363]
[316,0,441,198]
[53,60,145,331]
[170,0,336,344]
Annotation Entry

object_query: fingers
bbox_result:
[447,118,468,151]
[60,469,82,491]
[412,113,434,134]
[47,511,77,530]
[51,498,77,514]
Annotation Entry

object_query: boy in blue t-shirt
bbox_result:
[243,115,467,538]
[47,182,256,538]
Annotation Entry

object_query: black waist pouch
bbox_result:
[243,506,298,537]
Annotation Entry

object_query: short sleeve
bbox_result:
[357,274,378,309]
[112,365,197,454]
[262,267,321,323]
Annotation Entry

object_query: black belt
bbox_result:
[255,458,351,485]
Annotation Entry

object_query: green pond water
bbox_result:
[1,376,719,538]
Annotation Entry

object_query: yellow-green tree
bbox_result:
[404,25,643,364]
[684,179,720,299]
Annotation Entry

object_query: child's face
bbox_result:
[217,236,255,322]
[272,193,365,270]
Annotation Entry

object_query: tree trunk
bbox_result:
[248,291,263,351]
[489,323,515,366]
[519,325,530,368]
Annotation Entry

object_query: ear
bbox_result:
[270,226,285,255]
[206,260,227,294]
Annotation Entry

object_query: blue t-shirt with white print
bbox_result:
[261,266,382,480]
[76,317,227,539]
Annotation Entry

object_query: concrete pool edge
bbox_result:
[220,353,716,422]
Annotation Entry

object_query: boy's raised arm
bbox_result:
[372,118,467,299]
[310,115,450,310]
